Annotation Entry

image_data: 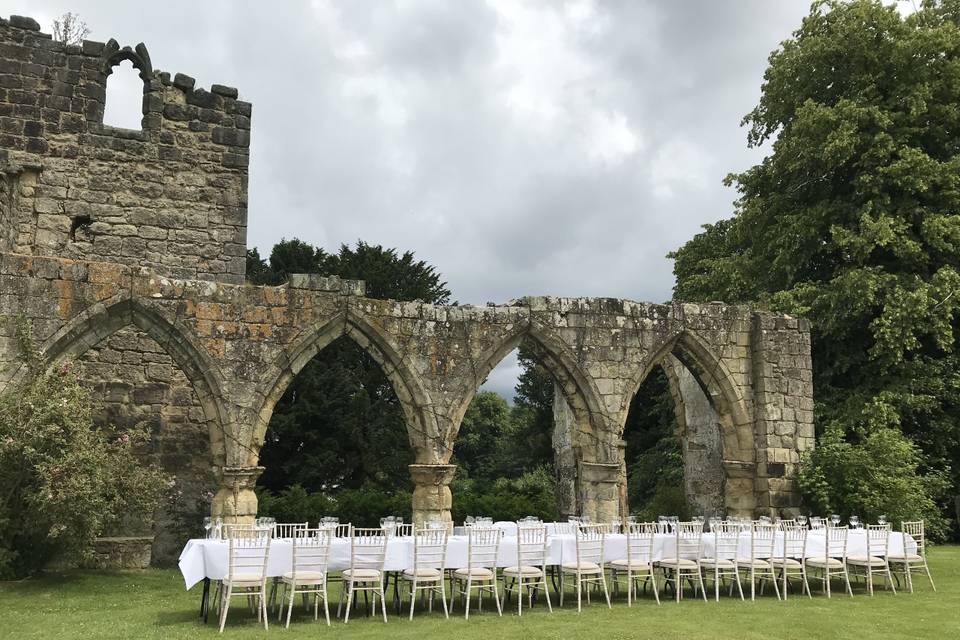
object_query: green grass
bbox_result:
[1,547,957,640]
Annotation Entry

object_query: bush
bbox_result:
[797,423,950,540]
[257,484,411,527]
[0,321,169,578]
[451,466,558,523]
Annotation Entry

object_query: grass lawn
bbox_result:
[0,546,957,640]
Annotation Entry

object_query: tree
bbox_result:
[51,13,90,46]
[255,239,451,493]
[670,0,959,534]
[0,321,167,578]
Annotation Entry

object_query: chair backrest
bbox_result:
[413,526,448,572]
[222,523,272,539]
[226,526,271,581]
[575,523,607,565]
[823,525,849,561]
[328,523,351,538]
[781,523,807,560]
[548,522,575,535]
[675,521,703,561]
[291,527,332,579]
[712,521,741,561]
[625,522,656,566]
[865,523,890,557]
[516,524,549,569]
[901,520,926,556]
[778,519,798,530]
[350,526,388,573]
[274,522,308,539]
[809,517,825,530]
[748,522,777,560]
[388,523,413,537]
[467,526,502,570]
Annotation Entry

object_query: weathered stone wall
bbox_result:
[78,326,214,564]
[0,15,249,284]
[0,15,816,553]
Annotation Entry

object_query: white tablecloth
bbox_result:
[178,529,916,590]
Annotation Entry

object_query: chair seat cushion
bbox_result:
[503,565,543,577]
[806,557,844,568]
[770,558,803,568]
[402,568,443,580]
[224,573,265,587]
[607,558,653,570]
[736,559,773,569]
[342,568,382,581]
[887,554,923,562]
[281,570,326,584]
[656,558,698,570]
[561,561,602,573]
[847,555,887,567]
[699,558,736,569]
[453,567,495,580]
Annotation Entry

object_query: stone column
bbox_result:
[551,382,578,520]
[579,462,621,522]
[211,466,263,523]
[409,464,456,526]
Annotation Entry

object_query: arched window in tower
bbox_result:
[103,59,144,130]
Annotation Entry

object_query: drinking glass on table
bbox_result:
[848,515,860,529]
[203,517,213,539]
[797,515,808,527]
[877,514,887,526]
[830,514,841,527]
[626,515,637,525]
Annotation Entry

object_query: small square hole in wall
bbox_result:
[70,214,92,241]
[103,59,144,130]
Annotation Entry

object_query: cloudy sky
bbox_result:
[13,0,857,397]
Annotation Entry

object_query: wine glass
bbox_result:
[877,514,887,526]
[830,514,841,527]
[797,515,808,527]
[202,517,212,539]
[848,515,860,529]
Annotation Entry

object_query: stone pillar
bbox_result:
[670,360,725,517]
[579,462,621,522]
[551,383,578,520]
[211,466,263,523]
[409,464,456,526]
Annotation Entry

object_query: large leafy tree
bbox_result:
[251,240,451,493]
[671,0,959,533]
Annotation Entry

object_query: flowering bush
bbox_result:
[0,320,169,578]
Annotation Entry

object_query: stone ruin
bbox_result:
[0,16,814,565]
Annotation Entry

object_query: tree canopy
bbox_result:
[671,0,959,534]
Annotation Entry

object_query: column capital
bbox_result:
[408,463,456,487]
[216,465,264,489]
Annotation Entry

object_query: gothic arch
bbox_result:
[25,294,230,466]
[252,308,439,464]
[447,319,607,453]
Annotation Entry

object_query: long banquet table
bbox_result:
[179,528,917,591]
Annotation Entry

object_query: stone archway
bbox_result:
[619,330,756,517]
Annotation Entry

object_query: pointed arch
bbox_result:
[252,307,438,463]
[447,318,607,450]
[20,294,230,465]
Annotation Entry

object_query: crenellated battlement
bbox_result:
[0,15,250,284]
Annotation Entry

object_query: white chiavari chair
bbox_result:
[217,524,272,633]
[847,523,896,596]
[809,517,825,530]
[560,522,611,611]
[773,522,811,599]
[273,522,308,539]
[700,521,743,601]
[402,526,449,620]
[656,521,706,603]
[607,522,659,605]
[277,527,332,627]
[736,522,780,601]
[451,526,503,619]
[889,520,936,592]
[338,526,388,623]
[501,523,552,615]
[806,525,853,597]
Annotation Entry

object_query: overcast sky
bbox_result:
[13,0,851,397]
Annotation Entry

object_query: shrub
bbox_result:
[256,484,411,527]
[0,321,169,578]
[797,422,950,540]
